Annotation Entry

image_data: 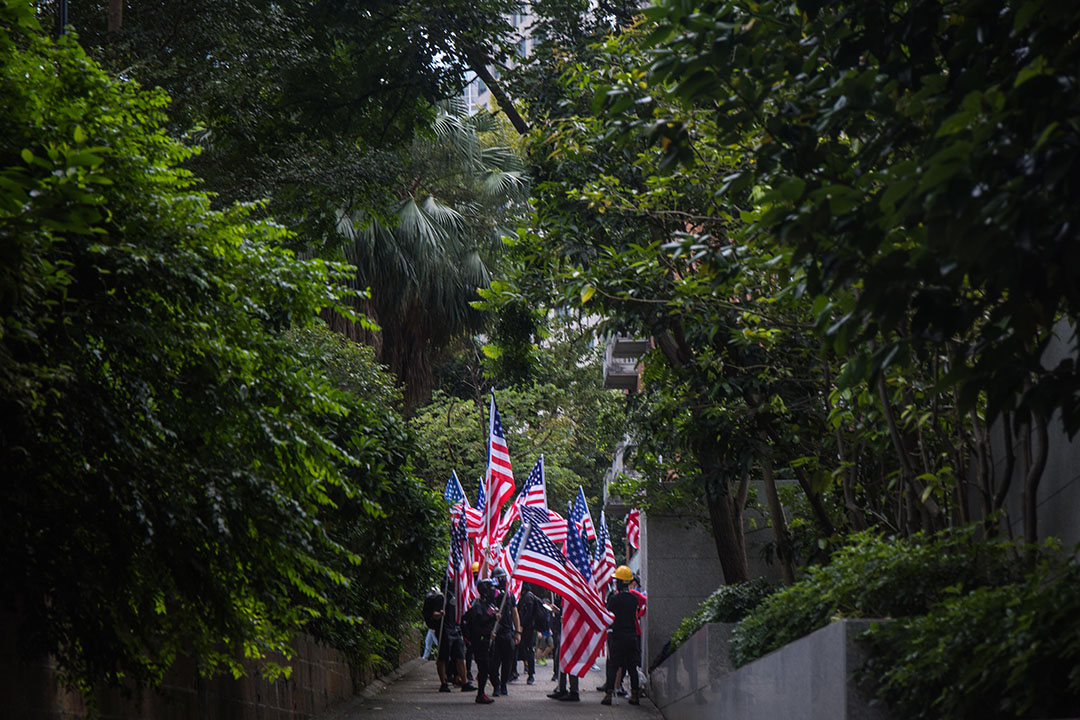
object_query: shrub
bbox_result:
[860,554,1080,719]
[729,528,1021,666]
[668,578,773,652]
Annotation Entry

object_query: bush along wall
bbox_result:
[859,552,1080,720]
[728,528,1023,667]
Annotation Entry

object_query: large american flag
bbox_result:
[592,511,616,592]
[513,518,612,638]
[450,506,477,622]
[484,393,515,548]
[626,508,640,549]
[570,486,597,542]
[494,455,549,542]
[559,520,608,677]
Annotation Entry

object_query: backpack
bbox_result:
[422,592,443,631]
[533,601,550,634]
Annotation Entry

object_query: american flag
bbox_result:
[484,393,515,547]
[626,508,640,549]
[513,519,612,636]
[592,511,616,592]
[521,504,568,543]
[444,470,467,505]
[450,506,477,622]
[570,486,597,542]
[494,455,548,542]
[559,521,607,678]
[447,471,485,534]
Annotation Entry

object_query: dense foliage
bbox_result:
[46,0,523,245]
[860,554,1080,719]
[0,3,431,697]
[728,529,1022,667]
[289,326,440,668]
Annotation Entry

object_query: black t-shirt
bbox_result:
[423,590,460,634]
[606,589,640,634]
[423,593,443,630]
[518,591,538,631]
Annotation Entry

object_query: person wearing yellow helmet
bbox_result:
[464,559,482,684]
[601,566,646,706]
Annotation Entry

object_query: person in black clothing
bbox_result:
[425,573,475,693]
[516,585,541,684]
[462,578,499,704]
[601,565,645,706]
[489,567,521,696]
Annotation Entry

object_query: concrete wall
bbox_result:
[639,486,790,670]
[650,620,890,720]
[1,614,418,720]
[975,320,1080,549]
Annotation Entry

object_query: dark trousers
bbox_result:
[552,632,561,676]
[491,634,514,689]
[475,637,492,694]
[557,671,579,694]
[465,642,474,678]
[605,632,640,694]
[518,629,536,678]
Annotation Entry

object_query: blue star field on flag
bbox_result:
[594,510,610,563]
[444,470,467,505]
[520,504,550,528]
[570,486,596,542]
[475,480,486,514]
[565,502,593,582]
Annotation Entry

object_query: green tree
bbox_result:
[635,0,1080,543]
[337,104,529,412]
[0,5,421,696]
[43,0,523,247]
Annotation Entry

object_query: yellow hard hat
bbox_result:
[472,561,480,573]
[614,565,634,582]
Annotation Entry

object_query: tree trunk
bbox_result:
[876,373,943,531]
[107,0,123,33]
[1021,409,1049,546]
[705,489,750,585]
[464,47,529,136]
[761,457,795,585]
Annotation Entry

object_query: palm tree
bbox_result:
[336,102,528,412]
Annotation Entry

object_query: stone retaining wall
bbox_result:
[649,620,890,720]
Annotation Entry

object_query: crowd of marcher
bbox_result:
[423,562,647,707]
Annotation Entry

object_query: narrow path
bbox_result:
[320,657,664,720]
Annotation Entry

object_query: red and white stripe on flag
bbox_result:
[514,524,612,633]
[626,508,641,549]
[484,393,515,545]
[559,599,607,678]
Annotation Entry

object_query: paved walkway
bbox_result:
[320,657,664,720]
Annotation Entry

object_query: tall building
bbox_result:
[462,9,535,114]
